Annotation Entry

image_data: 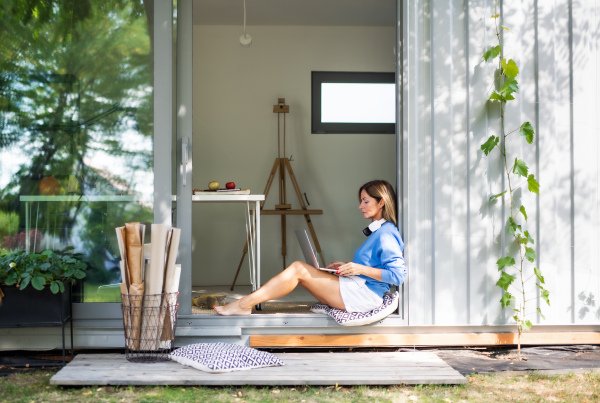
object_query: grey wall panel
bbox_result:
[403,0,600,326]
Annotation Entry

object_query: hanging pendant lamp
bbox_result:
[239,0,252,47]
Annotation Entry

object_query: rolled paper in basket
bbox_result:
[160,230,180,342]
[142,224,169,350]
[128,281,145,351]
[161,264,181,342]
[125,222,143,286]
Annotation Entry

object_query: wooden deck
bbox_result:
[50,352,466,386]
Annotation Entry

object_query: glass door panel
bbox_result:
[0,0,155,302]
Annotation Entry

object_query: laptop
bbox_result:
[295,230,337,272]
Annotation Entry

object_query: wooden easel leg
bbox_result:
[284,158,327,267]
[230,242,248,291]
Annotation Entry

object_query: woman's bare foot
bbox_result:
[213,299,252,316]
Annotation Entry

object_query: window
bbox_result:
[311,71,395,134]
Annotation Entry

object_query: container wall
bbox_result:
[403,0,600,325]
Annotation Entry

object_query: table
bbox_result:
[192,194,265,307]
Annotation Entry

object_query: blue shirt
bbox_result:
[352,222,407,298]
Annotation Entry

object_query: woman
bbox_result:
[214,179,407,316]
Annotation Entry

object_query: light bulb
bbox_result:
[240,33,252,47]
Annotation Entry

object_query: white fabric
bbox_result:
[339,275,383,312]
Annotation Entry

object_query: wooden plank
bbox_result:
[249,332,600,348]
[259,209,323,215]
[50,352,465,386]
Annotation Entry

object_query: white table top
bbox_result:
[192,194,265,202]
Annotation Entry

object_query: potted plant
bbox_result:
[0,246,88,326]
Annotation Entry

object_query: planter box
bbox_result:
[0,285,72,327]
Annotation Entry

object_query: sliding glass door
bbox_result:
[0,0,157,302]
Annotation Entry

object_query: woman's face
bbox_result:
[359,189,384,221]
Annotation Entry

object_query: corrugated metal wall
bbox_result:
[401,0,600,326]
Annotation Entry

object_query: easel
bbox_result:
[231,98,325,290]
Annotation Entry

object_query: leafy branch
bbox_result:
[480,1,549,359]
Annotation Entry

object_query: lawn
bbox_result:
[1,369,599,402]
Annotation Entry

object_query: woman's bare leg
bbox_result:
[214,261,345,316]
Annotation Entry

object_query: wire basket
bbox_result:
[121,292,179,362]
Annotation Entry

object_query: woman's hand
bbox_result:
[336,262,365,276]
[326,261,346,270]
[336,262,383,281]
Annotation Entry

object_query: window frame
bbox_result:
[311,71,396,134]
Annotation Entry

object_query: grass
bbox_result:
[1,369,599,402]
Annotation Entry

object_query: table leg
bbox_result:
[255,200,262,310]
[25,201,30,253]
[244,202,255,290]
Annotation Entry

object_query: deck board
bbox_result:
[50,352,466,386]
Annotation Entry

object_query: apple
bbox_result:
[226,182,236,189]
[208,181,220,190]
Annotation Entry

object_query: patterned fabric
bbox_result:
[168,342,285,373]
[309,291,399,326]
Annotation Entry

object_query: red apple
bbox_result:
[208,181,219,190]
[226,182,236,189]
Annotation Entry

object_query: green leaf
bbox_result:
[501,25,510,31]
[513,158,529,177]
[497,256,516,271]
[501,59,519,78]
[525,246,536,262]
[496,271,516,291]
[491,14,500,18]
[481,135,499,156]
[500,291,515,308]
[537,307,546,320]
[483,45,501,62]
[507,217,522,235]
[524,230,534,245]
[521,319,532,331]
[20,276,31,290]
[31,276,45,290]
[519,205,528,221]
[517,234,528,245]
[499,77,519,97]
[489,91,503,101]
[541,288,550,305]
[519,122,534,144]
[527,174,539,194]
[534,267,545,284]
[74,269,86,279]
[4,276,17,286]
[50,281,59,294]
[41,250,52,256]
[489,190,507,201]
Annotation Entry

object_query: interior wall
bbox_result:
[192,24,396,286]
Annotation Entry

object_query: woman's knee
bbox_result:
[286,261,312,280]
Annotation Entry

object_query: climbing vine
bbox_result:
[480,1,549,358]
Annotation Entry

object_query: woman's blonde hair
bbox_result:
[358,180,398,225]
